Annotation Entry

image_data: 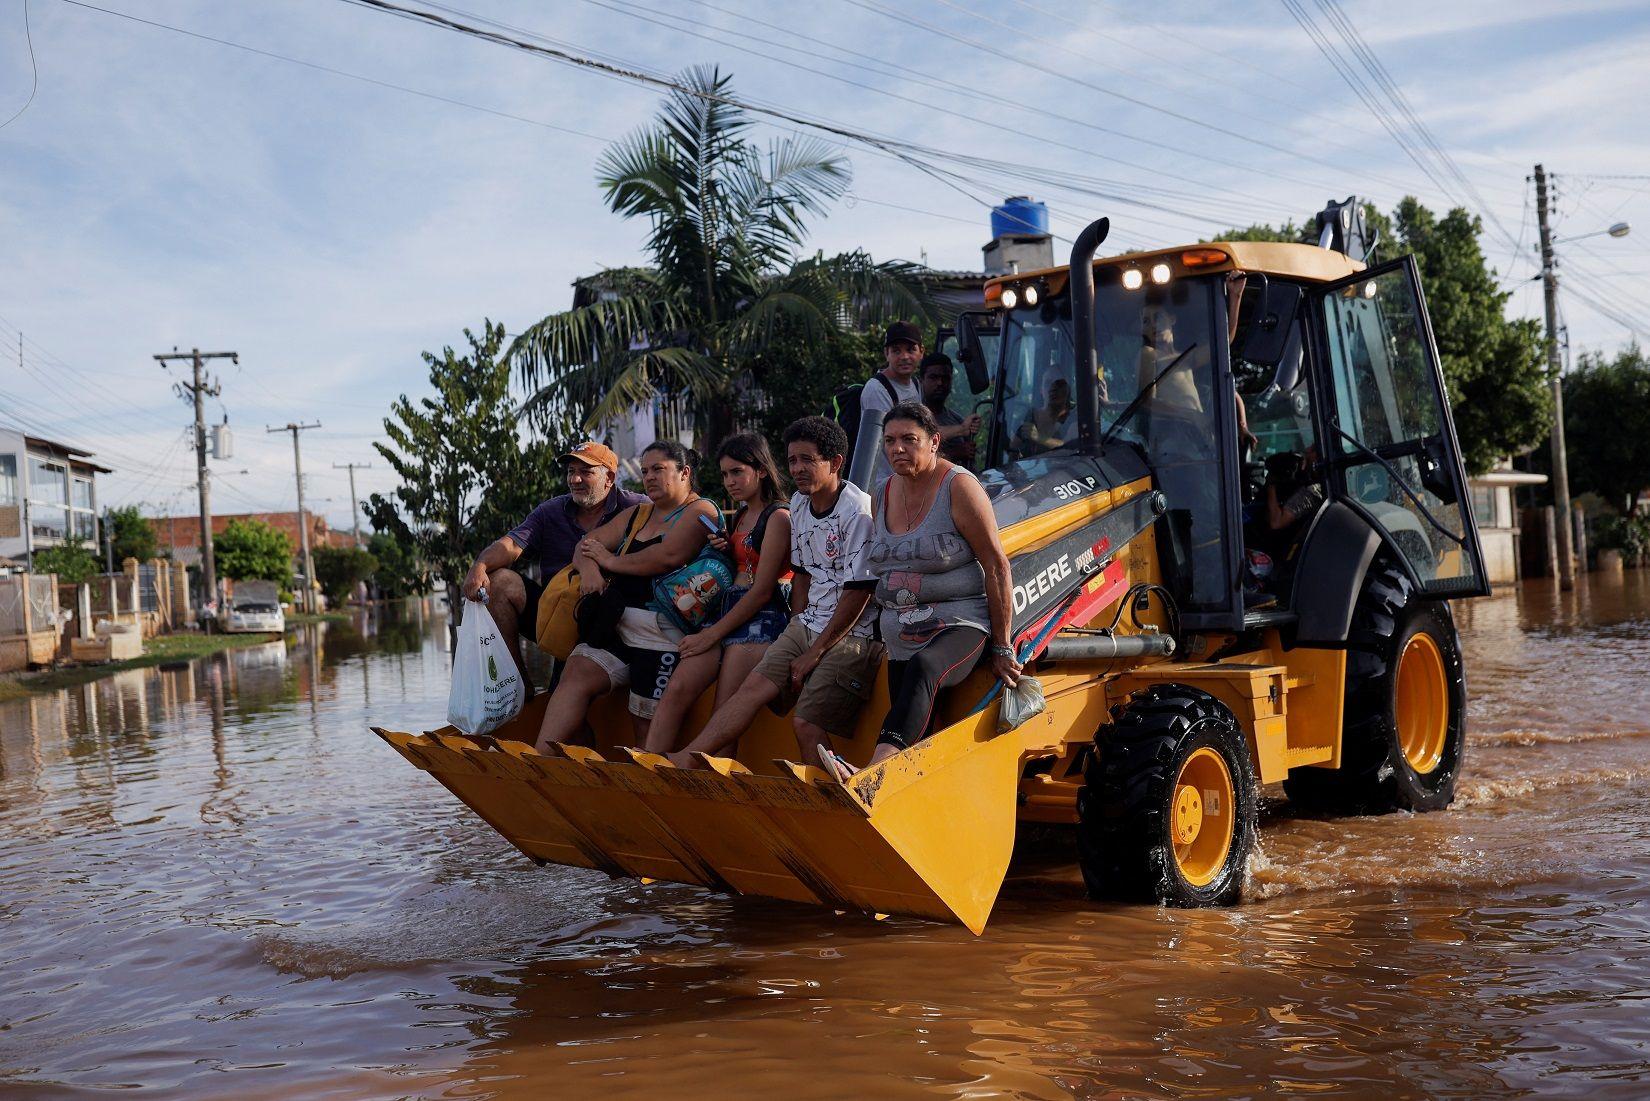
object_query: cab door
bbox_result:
[1307,256,1488,598]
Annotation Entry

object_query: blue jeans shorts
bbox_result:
[719,585,789,646]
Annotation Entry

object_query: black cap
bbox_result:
[883,320,923,348]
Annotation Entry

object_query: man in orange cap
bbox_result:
[462,441,645,690]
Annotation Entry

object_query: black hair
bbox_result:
[716,432,784,505]
[781,415,849,462]
[641,438,698,488]
[919,352,954,379]
[881,400,942,436]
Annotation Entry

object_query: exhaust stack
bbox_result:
[1068,217,1111,454]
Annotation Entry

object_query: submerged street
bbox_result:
[3,575,1649,1099]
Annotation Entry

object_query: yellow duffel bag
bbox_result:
[534,565,582,660]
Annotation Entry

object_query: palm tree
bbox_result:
[509,65,933,446]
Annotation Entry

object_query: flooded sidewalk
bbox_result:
[2,576,1649,1098]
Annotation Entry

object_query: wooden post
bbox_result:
[1573,508,1588,574]
[78,583,92,640]
[149,557,170,630]
[1543,506,1560,581]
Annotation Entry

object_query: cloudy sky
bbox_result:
[2,0,1646,529]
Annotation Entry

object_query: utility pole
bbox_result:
[1533,165,1575,589]
[156,347,238,617]
[269,422,322,613]
[332,461,371,547]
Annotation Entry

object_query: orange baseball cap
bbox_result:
[561,441,619,472]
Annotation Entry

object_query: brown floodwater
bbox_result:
[3,574,1649,1099]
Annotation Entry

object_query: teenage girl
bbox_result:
[642,433,792,756]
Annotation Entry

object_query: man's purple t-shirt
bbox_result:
[507,485,647,579]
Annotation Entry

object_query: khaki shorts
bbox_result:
[755,619,882,739]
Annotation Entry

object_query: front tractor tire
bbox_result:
[1284,558,1466,815]
[1077,686,1257,907]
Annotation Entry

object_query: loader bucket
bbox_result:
[374,705,1023,933]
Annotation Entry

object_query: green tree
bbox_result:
[215,518,293,582]
[1562,343,1650,513]
[744,325,884,449]
[312,544,379,607]
[1389,198,1548,474]
[33,538,99,585]
[508,65,932,446]
[106,505,157,563]
[1216,197,1547,473]
[1215,221,1312,244]
[367,530,427,598]
[364,320,562,625]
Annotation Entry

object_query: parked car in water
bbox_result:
[222,581,285,634]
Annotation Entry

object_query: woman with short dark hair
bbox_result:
[835,401,1019,775]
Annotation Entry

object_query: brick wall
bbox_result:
[149,511,348,560]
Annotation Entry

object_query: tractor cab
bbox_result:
[973,208,1488,635]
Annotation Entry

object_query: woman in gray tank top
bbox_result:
[857,401,1020,771]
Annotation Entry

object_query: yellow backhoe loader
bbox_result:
[375,199,1487,934]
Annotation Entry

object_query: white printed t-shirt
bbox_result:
[789,482,877,637]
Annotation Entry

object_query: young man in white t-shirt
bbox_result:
[668,416,882,769]
[859,321,925,484]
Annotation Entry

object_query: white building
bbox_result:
[0,428,111,566]
[1468,460,1547,585]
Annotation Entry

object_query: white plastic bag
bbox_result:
[447,600,526,736]
[997,675,1047,734]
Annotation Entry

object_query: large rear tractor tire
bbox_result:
[1284,557,1466,814]
[1077,686,1257,907]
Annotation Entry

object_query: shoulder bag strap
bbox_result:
[617,503,651,554]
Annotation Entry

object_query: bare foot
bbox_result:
[665,749,700,770]
[816,744,857,782]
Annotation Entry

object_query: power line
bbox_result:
[840,0,1497,207]
[938,0,1492,199]
[1279,1,1461,211]
[54,0,615,144]
[428,0,1296,229]
[1311,0,1520,252]
[60,0,1243,247]
[589,0,1333,208]
[0,0,37,131]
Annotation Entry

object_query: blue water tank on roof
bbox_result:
[991,196,1049,240]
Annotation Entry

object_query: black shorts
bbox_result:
[519,573,545,637]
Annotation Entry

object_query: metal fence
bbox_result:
[0,576,25,636]
[0,574,59,636]
[136,564,161,614]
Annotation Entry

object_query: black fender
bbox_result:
[1290,500,1381,644]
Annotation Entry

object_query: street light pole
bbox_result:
[268,422,322,613]
[1533,165,1575,589]
[332,461,371,547]
[1532,167,1635,588]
